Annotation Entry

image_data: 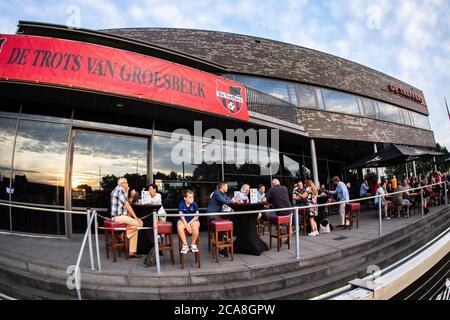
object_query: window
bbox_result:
[400,109,413,126]
[287,83,298,106]
[411,112,431,130]
[0,116,18,230]
[360,98,378,119]
[378,102,402,124]
[297,84,317,109]
[315,88,326,110]
[232,75,291,103]
[322,89,360,115]
[11,119,69,234]
[153,134,222,209]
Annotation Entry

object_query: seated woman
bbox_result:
[374,179,392,219]
[177,189,200,254]
[147,184,162,205]
[234,184,250,203]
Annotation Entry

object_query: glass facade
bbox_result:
[224,73,431,131]
[0,116,18,230]
[10,119,68,234]
[0,70,433,235]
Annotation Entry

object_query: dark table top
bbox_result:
[228,202,265,212]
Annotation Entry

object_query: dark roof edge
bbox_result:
[15,21,227,72]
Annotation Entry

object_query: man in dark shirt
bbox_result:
[206,182,235,257]
[206,182,234,218]
[266,179,292,216]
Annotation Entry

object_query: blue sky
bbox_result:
[1,0,449,149]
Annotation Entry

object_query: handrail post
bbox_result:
[295,207,300,259]
[153,210,161,274]
[420,188,424,218]
[94,210,102,272]
[86,209,95,270]
[378,195,382,236]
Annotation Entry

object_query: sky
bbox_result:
[0,0,449,149]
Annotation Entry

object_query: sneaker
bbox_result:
[385,216,391,220]
[180,244,189,254]
[314,231,320,236]
[308,232,317,236]
[190,244,199,253]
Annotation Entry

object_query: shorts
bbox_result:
[177,219,200,226]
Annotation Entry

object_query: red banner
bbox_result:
[0,34,248,121]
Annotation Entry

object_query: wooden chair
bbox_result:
[157,221,174,265]
[103,219,128,262]
[178,229,200,269]
[344,203,360,230]
[269,215,291,251]
[210,220,234,262]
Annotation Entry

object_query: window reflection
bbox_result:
[232,74,292,103]
[411,112,431,130]
[322,89,360,115]
[297,84,317,109]
[360,98,378,119]
[11,119,69,234]
[12,120,69,205]
[378,102,402,124]
[72,131,148,209]
[0,116,18,230]
[400,108,412,126]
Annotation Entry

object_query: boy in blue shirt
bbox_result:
[178,189,200,254]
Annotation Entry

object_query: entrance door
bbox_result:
[70,130,150,233]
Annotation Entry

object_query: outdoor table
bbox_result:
[228,202,268,256]
[131,204,161,255]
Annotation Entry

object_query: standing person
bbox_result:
[265,179,292,217]
[327,176,350,228]
[177,189,200,254]
[305,180,319,236]
[391,175,398,190]
[111,177,143,258]
[374,179,392,219]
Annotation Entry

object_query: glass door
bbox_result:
[70,130,150,233]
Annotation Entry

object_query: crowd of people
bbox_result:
[361,171,449,220]
[108,170,449,258]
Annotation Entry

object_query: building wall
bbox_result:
[297,109,435,148]
[103,28,429,115]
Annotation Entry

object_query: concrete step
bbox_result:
[0,206,447,299]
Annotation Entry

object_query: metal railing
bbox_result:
[0,180,448,299]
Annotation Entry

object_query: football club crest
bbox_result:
[216,80,244,114]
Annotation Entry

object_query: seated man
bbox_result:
[111,177,143,258]
[177,189,200,254]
